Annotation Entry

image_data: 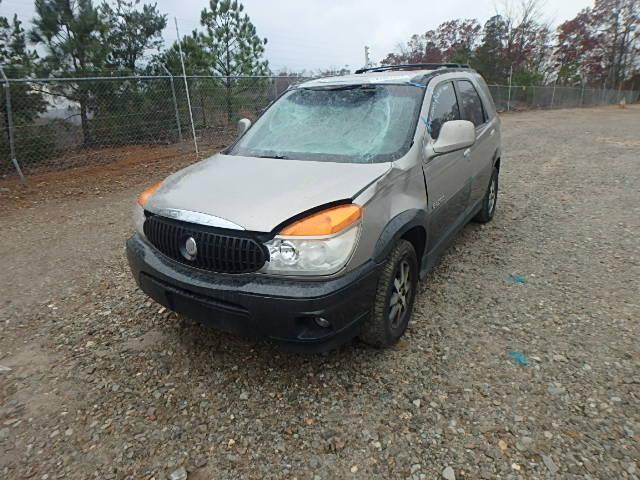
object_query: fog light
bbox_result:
[314,317,331,328]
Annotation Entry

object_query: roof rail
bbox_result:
[355,63,471,74]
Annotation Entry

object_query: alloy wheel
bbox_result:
[487,176,497,214]
[389,259,412,329]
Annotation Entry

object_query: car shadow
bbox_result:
[151,223,495,386]
[165,312,442,391]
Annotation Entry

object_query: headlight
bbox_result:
[262,226,360,276]
[261,204,362,276]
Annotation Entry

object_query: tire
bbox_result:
[360,239,418,348]
[474,166,499,223]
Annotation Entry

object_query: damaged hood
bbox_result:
[146,153,391,232]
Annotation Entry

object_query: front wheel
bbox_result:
[474,166,499,223]
[360,239,418,348]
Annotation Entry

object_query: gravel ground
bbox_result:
[1,106,639,479]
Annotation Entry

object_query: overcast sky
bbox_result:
[3,0,593,72]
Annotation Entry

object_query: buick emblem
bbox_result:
[182,236,198,260]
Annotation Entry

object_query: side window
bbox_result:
[427,82,460,140]
[457,80,486,127]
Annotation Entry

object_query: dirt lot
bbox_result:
[1,106,639,479]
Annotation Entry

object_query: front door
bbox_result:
[422,80,471,253]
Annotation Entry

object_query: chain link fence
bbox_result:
[489,84,640,112]
[1,74,638,179]
[0,74,308,178]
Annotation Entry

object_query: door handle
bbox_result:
[490,129,496,137]
[463,148,471,158]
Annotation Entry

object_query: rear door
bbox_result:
[423,80,471,252]
[455,78,496,208]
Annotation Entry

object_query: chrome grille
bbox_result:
[143,215,268,274]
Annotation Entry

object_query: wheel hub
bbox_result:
[389,259,412,329]
[488,177,497,213]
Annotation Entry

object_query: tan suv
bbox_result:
[127,63,502,351]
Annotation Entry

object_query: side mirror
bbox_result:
[432,120,476,154]
[237,118,252,138]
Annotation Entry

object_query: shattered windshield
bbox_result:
[229,84,424,163]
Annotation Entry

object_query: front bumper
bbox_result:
[126,234,380,352]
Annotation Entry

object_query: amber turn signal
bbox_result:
[137,182,162,207]
[280,204,362,236]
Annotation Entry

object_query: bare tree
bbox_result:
[497,0,553,83]
[553,0,639,88]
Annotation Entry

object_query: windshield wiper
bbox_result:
[257,154,289,159]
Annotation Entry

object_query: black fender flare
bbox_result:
[372,209,428,263]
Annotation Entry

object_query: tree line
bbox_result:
[1,0,269,163]
[1,0,638,169]
[382,0,639,90]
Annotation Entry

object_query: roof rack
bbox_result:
[355,63,471,74]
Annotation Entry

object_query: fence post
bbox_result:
[550,83,556,108]
[162,65,183,143]
[580,85,585,107]
[617,83,623,104]
[507,65,513,111]
[174,18,199,157]
[0,66,26,183]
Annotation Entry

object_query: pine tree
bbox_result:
[1,3,50,171]
[1,6,42,114]
[155,32,212,75]
[199,0,269,121]
[101,0,167,73]
[473,15,510,84]
[31,0,108,145]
